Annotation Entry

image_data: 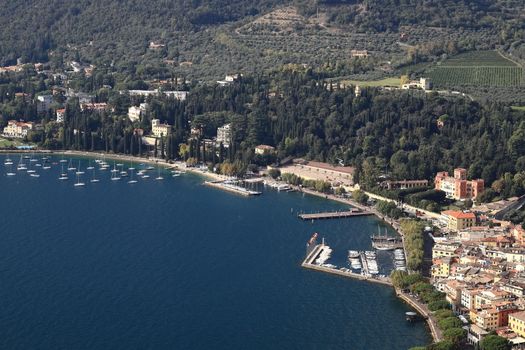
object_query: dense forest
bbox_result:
[3,69,524,202]
[1,0,524,72]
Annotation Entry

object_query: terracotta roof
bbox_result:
[442,210,476,219]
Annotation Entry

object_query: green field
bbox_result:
[512,106,525,111]
[426,51,524,88]
[340,77,401,87]
[0,137,24,148]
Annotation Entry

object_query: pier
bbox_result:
[204,181,262,197]
[298,209,373,221]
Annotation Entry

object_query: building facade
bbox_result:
[151,119,171,138]
[217,123,231,145]
[435,168,484,200]
[3,120,34,138]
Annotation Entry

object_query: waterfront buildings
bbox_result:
[151,119,171,138]
[56,108,65,123]
[2,120,34,138]
[381,179,429,190]
[435,168,485,200]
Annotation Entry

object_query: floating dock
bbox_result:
[204,181,262,197]
[298,209,373,221]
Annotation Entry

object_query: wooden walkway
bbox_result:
[298,210,373,220]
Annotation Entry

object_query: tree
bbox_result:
[437,317,462,330]
[352,189,369,204]
[429,300,451,312]
[479,335,511,350]
[443,327,466,344]
[268,168,281,179]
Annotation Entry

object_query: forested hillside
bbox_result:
[1,0,524,74]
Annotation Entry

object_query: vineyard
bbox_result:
[426,51,524,88]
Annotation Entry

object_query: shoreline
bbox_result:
[0,149,438,342]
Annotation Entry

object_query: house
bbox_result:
[56,108,66,123]
[254,145,275,155]
[149,41,165,49]
[402,78,432,91]
[217,123,232,145]
[351,50,369,58]
[80,102,109,112]
[509,312,525,338]
[433,242,461,258]
[435,168,484,200]
[355,85,361,97]
[432,256,453,278]
[442,210,476,231]
[217,74,241,86]
[3,120,34,138]
[151,119,171,138]
[126,89,188,101]
[128,103,147,122]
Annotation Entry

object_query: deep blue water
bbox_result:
[0,155,431,349]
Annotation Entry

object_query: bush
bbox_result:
[351,189,369,204]
[429,300,451,312]
[434,309,455,321]
[438,316,462,330]
[443,327,466,344]
[268,168,281,179]
[479,335,511,350]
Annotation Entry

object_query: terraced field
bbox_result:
[426,51,524,87]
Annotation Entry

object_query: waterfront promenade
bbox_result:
[396,289,443,342]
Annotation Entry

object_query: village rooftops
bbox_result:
[442,210,476,220]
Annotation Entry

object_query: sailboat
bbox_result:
[128,166,137,184]
[86,160,94,170]
[111,163,121,181]
[59,163,68,180]
[29,151,37,162]
[17,155,27,171]
[27,161,36,174]
[42,158,51,170]
[67,159,76,171]
[155,166,164,180]
[74,172,85,187]
[6,163,15,176]
[76,161,85,175]
[59,153,67,163]
[4,154,13,165]
[90,168,100,183]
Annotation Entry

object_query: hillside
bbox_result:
[0,0,524,82]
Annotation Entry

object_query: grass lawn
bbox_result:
[340,77,401,87]
[512,106,525,111]
[0,137,25,148]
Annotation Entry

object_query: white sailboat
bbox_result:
[59,163,68,180]
[42,158,51,170]
[17,155,27,171]
[67,159,76,171]
[6,162,15,176]
[111,164,121,181]
[128,167,137,184]
[74,172,85,187]
[90,168,100,183]
[4,154,13,165]
[155,166,164,180]
[76,161,85,175]
[86,159,94,170]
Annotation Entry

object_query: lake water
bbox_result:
[0,155,431,349]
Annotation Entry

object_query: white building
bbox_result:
[56,108,66,123]
[217,74,241,86]
[402,78,431,91]
[217,123,231,145]
[128,103,148,122]
[151,119,171,138]
[3,120,34,138]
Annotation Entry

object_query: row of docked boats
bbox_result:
[364,250,379,275]
[348,250,362,270]
[315,246,333,266]
[394,248,407,271]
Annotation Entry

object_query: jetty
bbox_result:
[298,209,373,221]
[204,180,262,197]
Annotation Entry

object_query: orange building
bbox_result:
[435,168,484,200]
